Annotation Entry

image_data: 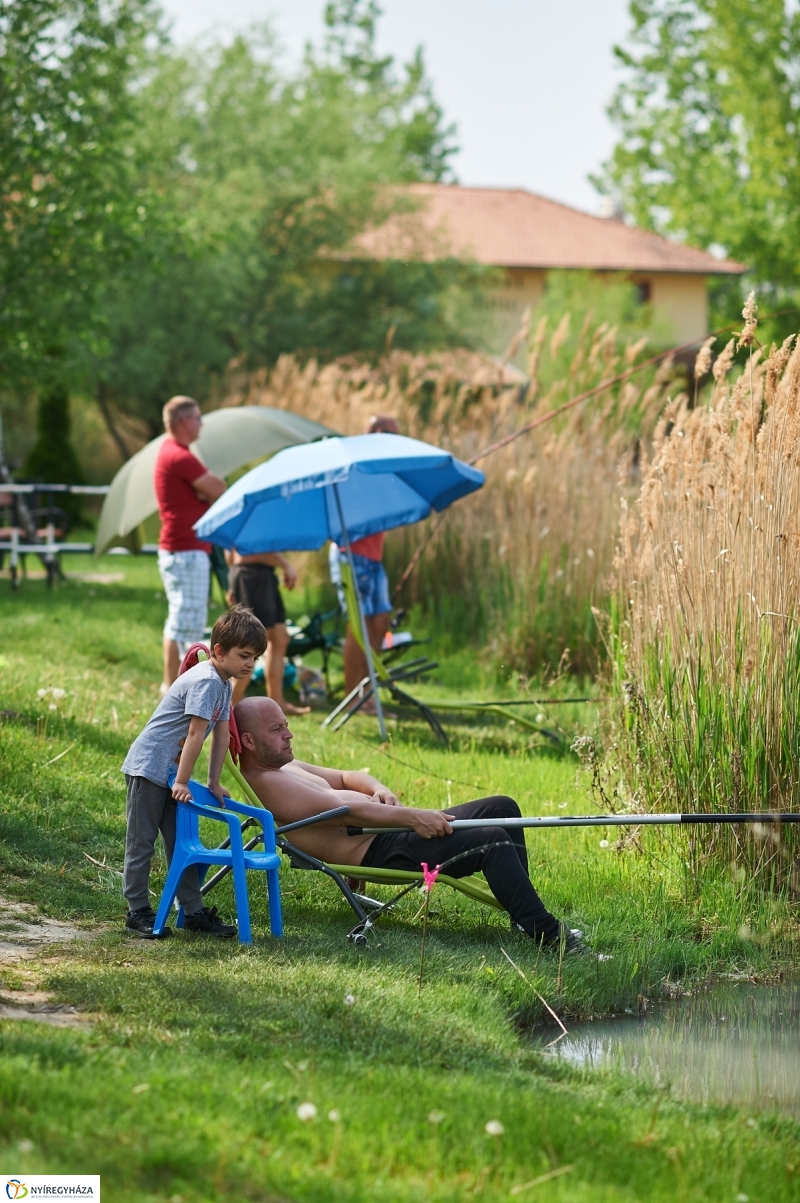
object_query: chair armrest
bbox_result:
[222,796,275,827]
[276,805,350,835]
[183,798,247,834]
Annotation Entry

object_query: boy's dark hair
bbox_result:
[211,606,267,656]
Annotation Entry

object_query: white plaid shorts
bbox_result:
[158,549,210,650]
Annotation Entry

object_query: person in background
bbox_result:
[341,414,399,704]
[226,547,311,716]
[154,397,227,695]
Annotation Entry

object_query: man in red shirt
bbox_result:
[341,415,399,700]
[154,396,227,692]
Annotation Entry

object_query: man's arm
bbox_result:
[192,471,227,503]
[292,762,400,805]
[251,769,450,837]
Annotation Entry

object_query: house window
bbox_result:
[635,280,652,305]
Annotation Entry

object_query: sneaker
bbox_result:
[548,923,589,956]
[183,905,237,938]
[125,907,171,940]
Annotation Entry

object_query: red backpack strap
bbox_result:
[178,643,211,675]
[228,708,242,763]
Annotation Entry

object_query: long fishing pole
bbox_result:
[347,812,800,835]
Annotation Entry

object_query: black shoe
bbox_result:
[183,905,237,938]
[545,923,589,956]
[125,907,171,940]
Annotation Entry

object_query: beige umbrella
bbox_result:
[95,406,336,554]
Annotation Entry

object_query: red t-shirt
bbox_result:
[154,438,211,553]
[348,532,385,561]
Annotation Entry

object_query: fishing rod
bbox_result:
[347,812,800,835]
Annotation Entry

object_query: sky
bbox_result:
[157,0,633,215]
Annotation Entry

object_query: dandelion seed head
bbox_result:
[328,1109,341,1122]
[485,1119,504,1136]
[343,992,355,1006]
[428,1110,445,1124]
[296,1102,317,1121]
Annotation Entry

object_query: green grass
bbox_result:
[1,558,799,1201]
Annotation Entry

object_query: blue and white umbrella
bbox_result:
[196,433,485,737]
[194,433,485,554]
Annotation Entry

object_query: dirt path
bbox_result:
[0,894,96,1027]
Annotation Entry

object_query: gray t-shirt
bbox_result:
[122,660,232,787]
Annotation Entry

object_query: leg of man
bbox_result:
[344,554,393,699]
[343,613,392,696]
[158,550,210,690]
[360,795,560,943]
[264,622,309,715]
[162,638,180,690]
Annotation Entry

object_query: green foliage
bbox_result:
[600,0,800,332]
[0,0,164,392]
[21,386,84,523]
[95,4,479,436]
[606,615,800,890]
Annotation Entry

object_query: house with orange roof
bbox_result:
[351,184,746,353]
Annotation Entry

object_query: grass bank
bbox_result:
[1,560,799,1200]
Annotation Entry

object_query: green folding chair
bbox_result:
[220,754,503,946]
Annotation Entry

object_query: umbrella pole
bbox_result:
[332,484,388,742]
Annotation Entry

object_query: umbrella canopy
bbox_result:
[194,433,485,553]
[95,407,335,554]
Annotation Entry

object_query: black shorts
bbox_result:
[229,564,286,629]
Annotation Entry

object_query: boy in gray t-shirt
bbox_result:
[122,606,267,939]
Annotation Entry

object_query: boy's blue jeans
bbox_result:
[123,774,204,914]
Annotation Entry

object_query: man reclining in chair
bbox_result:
[234,697,586,953]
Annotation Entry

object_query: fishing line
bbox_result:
[344,727,489,793]
[393,308,800,599]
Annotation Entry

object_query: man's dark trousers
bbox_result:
[361,795,560,941]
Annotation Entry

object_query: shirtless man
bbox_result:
[234,697,585,952]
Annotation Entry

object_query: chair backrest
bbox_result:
[339,559,390,682]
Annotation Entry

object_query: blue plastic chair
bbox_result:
[153,777,283,944]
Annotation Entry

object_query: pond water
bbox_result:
[535,980,800,1114]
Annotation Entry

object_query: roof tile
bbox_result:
[352,184,745,276]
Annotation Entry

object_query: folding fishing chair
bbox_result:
[219,755,503,947]
[322,560,448,742]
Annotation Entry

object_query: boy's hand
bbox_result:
[172,780,193,804]
[208,782,231,808]
[282,563,298,591]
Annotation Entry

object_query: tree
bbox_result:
[93,2,482,438]
[598,0,800,326]
[0,0,165,473]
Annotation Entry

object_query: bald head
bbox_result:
[234,696,294,768]
[367,414,399,435]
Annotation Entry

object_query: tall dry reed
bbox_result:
[609,295,800,886]
[224,316,671,676]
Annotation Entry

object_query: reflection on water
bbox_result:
[536,980,800,1114]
